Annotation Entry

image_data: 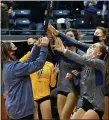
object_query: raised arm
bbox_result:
[47,24,90,52]
[58,32,90,52]
[64,49,105,71]
[25,37,48,62]
[13,46,48,77]
[25,45,40,62]
[53,37,105,71]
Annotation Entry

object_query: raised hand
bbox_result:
[34,39,40,46]
[53,63,59,73]
[37,69,43,79]
[39,37,49,47]
[47,24,59,37]
[52,36,65,53]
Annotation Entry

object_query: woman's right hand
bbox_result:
[52,36,65,53]
[39,37,49,47]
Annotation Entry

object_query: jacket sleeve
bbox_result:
[13,47,48,77]
[25,45,40,62]
[58,32,90,52]
[64,50,105,71]
[49,64,57,87]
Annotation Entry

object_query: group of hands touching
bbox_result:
[35,24,79,80]
[33,24,65,53]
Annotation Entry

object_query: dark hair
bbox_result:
[65,28,80,40]
[96,26,109,46]
[99,43,109,86]
[1,42,15,61]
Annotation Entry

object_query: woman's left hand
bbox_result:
[53,63,59,74]
[52,36,65,53]
[37,69,43,78]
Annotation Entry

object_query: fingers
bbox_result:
[34,39,40,46]
[52,37,64,47]
[46,29,53,38]
[52,45,62,52]
[55,63,59,68]
[47,24,58,36]
[53,63,59,73]
[58,38,64,47]
[39,37,49,47]
[37,69,43,78]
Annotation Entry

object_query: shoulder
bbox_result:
[45,61,54,68]
[91,58,106,68]
[5,61,27,69]
[19,51,31,62]
[3,61,20,72]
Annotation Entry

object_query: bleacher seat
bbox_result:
[20,31,31,35]
[15,18,30,27]
[35,23,44,35]
[81,10,85,15]
[97,9,107,16]
[56,18,71,30]
[73,18,84,29]
[81,10,108,16]
[97,18,107,28]
[53,10,70,18]
[8,18,15,29]
[85,31,94,35]
[49,19,55,25]
[73,14,83,18]
[73,8,81,14]
[13,10,30,18]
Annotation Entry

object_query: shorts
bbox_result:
[81,98,104,120]
[35,95,50,104]
[57,91,70,96]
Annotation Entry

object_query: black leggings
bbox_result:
[11,114,34,120]
[81,98,104,120]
